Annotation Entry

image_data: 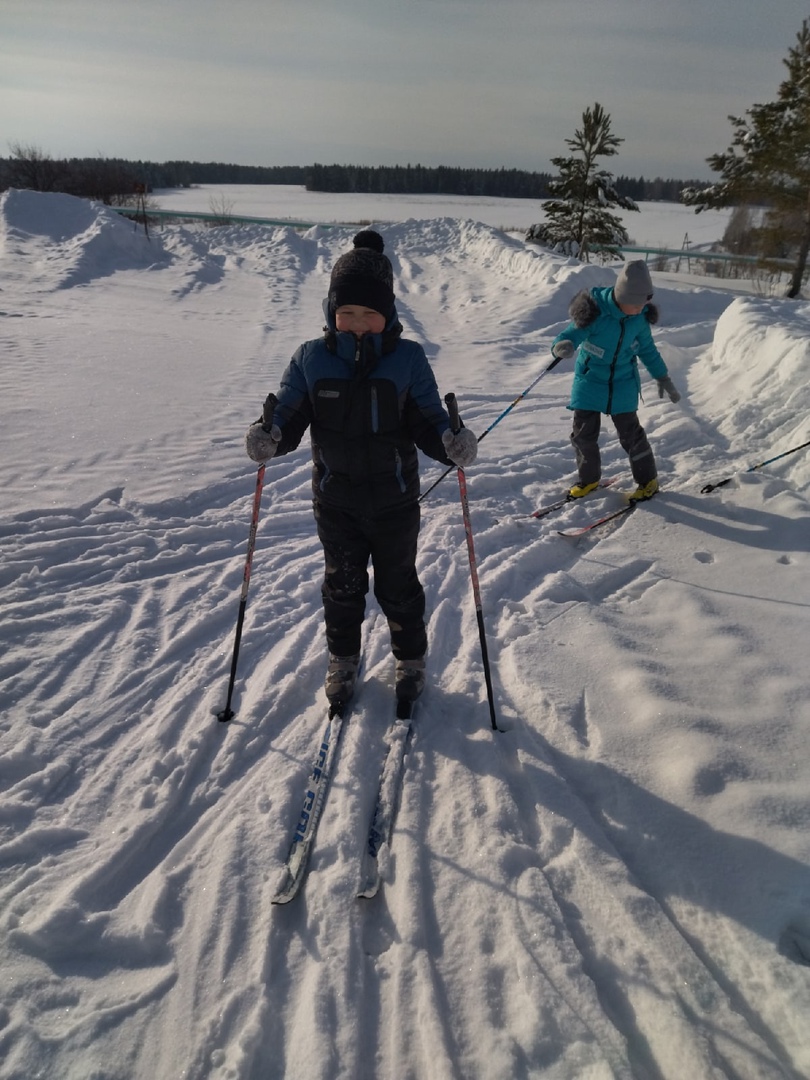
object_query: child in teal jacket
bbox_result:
[550,261,681,501]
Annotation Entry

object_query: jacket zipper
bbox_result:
[354,335,380,492]
[606,320,627,415]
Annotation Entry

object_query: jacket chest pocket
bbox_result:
[367,379,400,434]
[314,377,401,435]
[313,379,348,431]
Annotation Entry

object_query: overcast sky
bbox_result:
[3,0,809,181]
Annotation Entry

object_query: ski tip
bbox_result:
[216,707,235,723]
[271,868,300,905]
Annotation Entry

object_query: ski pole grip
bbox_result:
[262,392,278,432]
[445,392,460,434]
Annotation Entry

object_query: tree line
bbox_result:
[300,163,694,202]
[0,147,696,205]
[0,148,307,203]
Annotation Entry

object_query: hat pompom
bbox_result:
[353,229,385,254]
[328,229,395,318]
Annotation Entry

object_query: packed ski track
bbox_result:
[1,188,810,1079]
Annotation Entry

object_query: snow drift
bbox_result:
[1,189,809,1080]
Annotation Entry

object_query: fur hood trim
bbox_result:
[569,290,599,328]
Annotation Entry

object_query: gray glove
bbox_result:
[552,339,576,360]
[246,421,282,463]
[657,375,681,403]
[442,427,478,467]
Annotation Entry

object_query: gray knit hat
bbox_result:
[328,229,395,317]
[614,260,654,307]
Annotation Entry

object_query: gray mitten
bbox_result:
[442,427,478,467]
[246,421,282,463]
[552,339,576,360]
[657,375,681,403]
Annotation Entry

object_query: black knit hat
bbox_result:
[328,229,395,317]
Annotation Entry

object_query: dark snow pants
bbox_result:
[313,499,427,662]
[571,409,657,486]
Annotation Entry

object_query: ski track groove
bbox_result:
[413,478,802,1077]
[485,679,794,1079]
[2,214,809,1079]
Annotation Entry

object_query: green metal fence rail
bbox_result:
[111,206,354,230]
[615,245,793,269]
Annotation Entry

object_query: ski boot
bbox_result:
[395,657,426,704]
[628,478,659,503]
[325,654,361,708]
[567,480,600,499]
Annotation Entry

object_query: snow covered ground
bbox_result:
[150,183,733,249]
[1,186,809,1080]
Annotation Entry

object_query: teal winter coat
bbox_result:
[552,286,668,415]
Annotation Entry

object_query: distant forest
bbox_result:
[300,164,696,203]
[0,154,700,204]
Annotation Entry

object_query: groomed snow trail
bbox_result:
[1,192,809,1079]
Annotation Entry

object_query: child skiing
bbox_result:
[550,260,681,501]
[245,229,477,709]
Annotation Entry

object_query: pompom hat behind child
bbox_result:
[328,230,395,318]
[614,260,654,307]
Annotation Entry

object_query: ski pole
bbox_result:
[445,393,499,732]
[217,393,277,722]
[420,355,563,504]
[701,438,810,493]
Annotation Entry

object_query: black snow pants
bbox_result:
[313,499,427,662]
[571,409,657,486]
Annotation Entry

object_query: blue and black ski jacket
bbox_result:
[271,302,454,514]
